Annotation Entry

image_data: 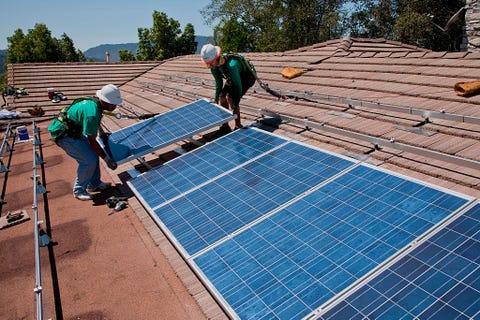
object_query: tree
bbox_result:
[136,28,154,61]
[136,11,197,61]
[201,0,348,52]
[215,18,253,52]
[395,0,465,51]
[6,29,30,63]
[30,23,58,62]
[119,50,136,61]
[57,33,84,62]
[177,23,197,56]
[6,23,84,63]
[347,0,466,51]
[347,0,398,39]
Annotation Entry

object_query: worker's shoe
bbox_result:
[74,190,93,201]
[87,182,112,193]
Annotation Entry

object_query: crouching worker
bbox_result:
[48,84,121,201]
[200,44,256,133]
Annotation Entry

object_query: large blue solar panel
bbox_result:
[192,165,471,319]
[318,202,480,320]
[128,127,289,210]
[154,139,354,256]
[102,99,235,164]
[127,128,474,320]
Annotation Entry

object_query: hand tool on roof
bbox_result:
[107,200,127,215]
[106,195,128,208]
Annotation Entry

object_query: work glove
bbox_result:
[104,156,118,170]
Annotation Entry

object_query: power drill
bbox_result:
[106,196,128,208]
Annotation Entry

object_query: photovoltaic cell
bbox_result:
[154,140,354,256]
[319,202,480,320]
[192,165,470,319]
[127,127,474,320]
[128,127,289,209]
[103,99,235,164]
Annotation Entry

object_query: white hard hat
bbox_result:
[96,84,122,105]
[201,44,221,64]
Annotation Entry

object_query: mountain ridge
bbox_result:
[83,35,210,62]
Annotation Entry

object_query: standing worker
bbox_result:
[200,44,256,134]
[48,84,121,201]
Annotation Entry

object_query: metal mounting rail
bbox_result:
[31,121,43,320]
[154,74,480,126]
[137,80,204,101]
[256,108,480,171]
[0,123,15,215]
[270,90,480,126]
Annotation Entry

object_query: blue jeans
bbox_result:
[56,136,102,194]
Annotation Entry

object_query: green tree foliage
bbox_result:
[201,0,348,52]
[203,0,466,52]
[347,0,397,39]
[57,33,85,62]
[136,11,198,61]
[214,18,252,52]
[396,0,466,51]
[136,28,154,61]
[6,23,84,63]
[348,0,466,51]
[177,24,197,56]
[119,50,136,61]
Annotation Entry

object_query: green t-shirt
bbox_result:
[211,56,253,106]
[48,98,102,140]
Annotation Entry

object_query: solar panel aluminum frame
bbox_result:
[127,127,476,320]
[98,98,236,165]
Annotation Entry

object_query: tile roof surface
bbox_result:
[1,37,479,319]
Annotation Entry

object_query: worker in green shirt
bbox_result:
[200,44,256,134]
[48,84,121,201]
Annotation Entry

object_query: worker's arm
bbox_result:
[211,68,223,103]
[87,135,107,159]
[87,135,117,169]
[227,59,243,106]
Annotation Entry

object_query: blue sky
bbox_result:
[0,0,214,51]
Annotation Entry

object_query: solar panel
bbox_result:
[127,127,475,320]
[192,165,471,319]
[101,99,235,164]
[128,127,290,210]
[318,202,480,320]
[152,136,354,256]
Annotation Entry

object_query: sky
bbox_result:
[0,0,214,51]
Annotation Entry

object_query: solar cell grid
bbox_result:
[193,165,470,319]
[319,203,480,320]
[104,99,235,164]
[128,127,288,209]
[152,139,354,256]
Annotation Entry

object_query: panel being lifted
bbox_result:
[100,99,235,164]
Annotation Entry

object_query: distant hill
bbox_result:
[83,35,211,62]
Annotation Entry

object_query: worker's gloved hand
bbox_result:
[104,156,118,170]
[99,131,111,140]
